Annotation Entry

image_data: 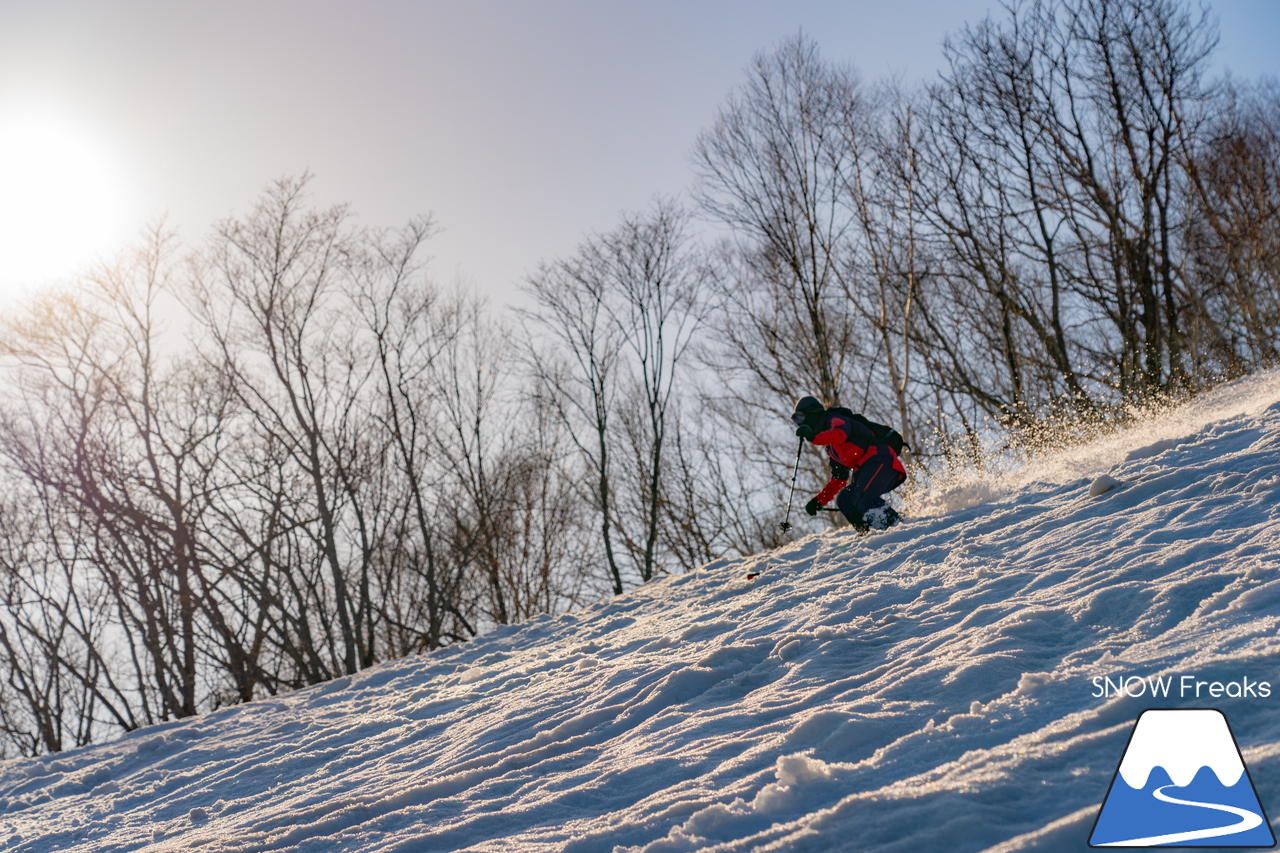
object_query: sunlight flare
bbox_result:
[0,109,136,300]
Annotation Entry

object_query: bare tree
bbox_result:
[522,246,626,593]
[0,224,244,733]
[835,82,933,448]
[603,201,706,582]
[924,0,1219,421]
[522,200,706,590]
[1184,79,1280,372]
[355,221,478,651]
[189,175,375,677]
[692,34,866,411]
[0,490,107,755]
[436,311,594,621]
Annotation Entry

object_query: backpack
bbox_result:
[837,410,909,455]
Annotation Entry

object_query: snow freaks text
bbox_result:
[1091,674,1273,700]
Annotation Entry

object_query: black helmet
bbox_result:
[791,395,825,427]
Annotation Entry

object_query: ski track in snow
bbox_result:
[2,372,1280,852]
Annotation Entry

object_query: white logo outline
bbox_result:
[1089,708,1275,848]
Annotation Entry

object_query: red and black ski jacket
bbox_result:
[811,407,907,505]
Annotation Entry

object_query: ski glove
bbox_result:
[804,497,822,516]
[795,424,816,441]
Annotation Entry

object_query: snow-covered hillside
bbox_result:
[5,373,1280,852]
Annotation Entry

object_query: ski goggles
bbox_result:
[790,412,808,426]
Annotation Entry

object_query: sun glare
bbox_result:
[0,111,136,302]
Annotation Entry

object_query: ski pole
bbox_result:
[779,437,804,533]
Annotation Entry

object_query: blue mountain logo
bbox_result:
[1090,708,1275,847]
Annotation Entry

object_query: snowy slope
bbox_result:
[4,373,1280,853]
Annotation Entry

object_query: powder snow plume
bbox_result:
[3,370,1280,851]
[907,369,1280,519]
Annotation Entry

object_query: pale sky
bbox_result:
[0,0,1277,307]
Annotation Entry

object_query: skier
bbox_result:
[790,396,907,532]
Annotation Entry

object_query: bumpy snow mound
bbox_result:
[1088,474,1122,497]
[2,372,1280,852]
[1124,437,1189,463]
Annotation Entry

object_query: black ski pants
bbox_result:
[835,447,904,525]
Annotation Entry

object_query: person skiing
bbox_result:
[791,395,906,532]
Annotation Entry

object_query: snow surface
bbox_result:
[4,371,1280,852]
